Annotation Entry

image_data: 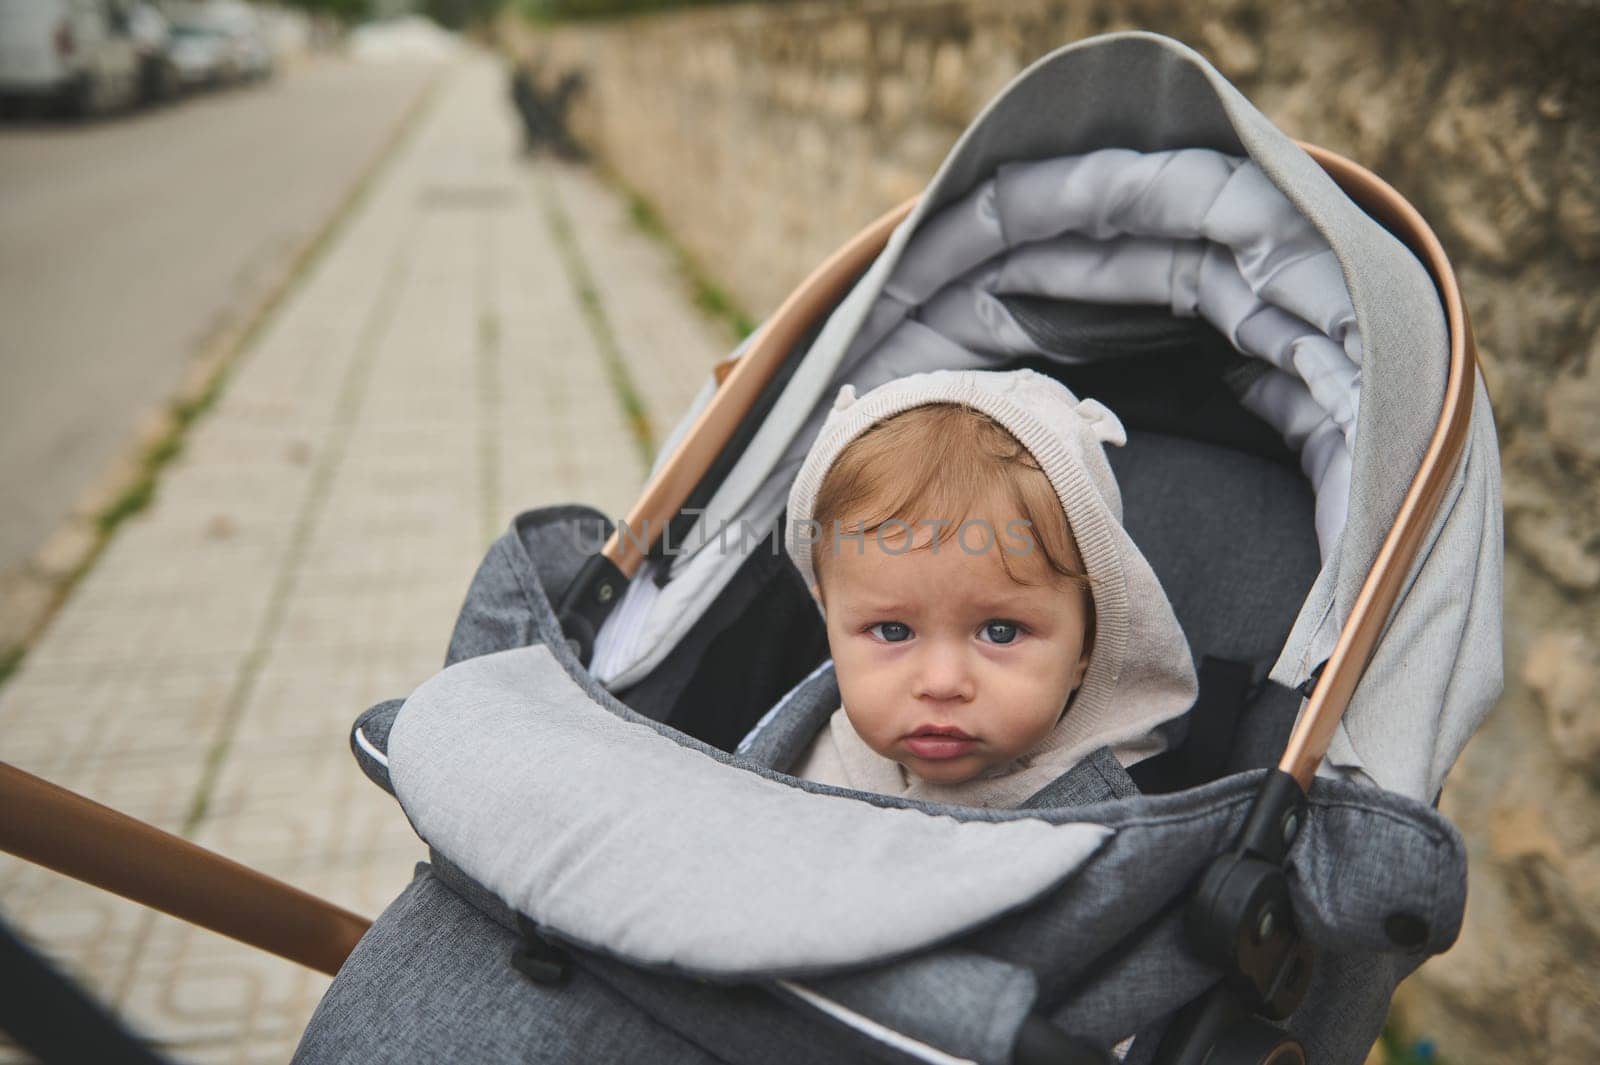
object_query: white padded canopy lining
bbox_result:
[389,645,1113,975]
[593,149,1362,689]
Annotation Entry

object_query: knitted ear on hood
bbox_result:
[1074,397,1127,447]
[786,369,1198,781]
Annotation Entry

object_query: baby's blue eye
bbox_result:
[871,622,912,643]
[981,621,1020,644]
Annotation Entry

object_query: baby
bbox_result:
[785,369,1198,809]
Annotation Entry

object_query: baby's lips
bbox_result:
[906,724,976,740]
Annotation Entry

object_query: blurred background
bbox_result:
[1,1,1596,1063]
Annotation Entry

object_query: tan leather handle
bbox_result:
[1278,144,1477,788]
[0,761,371,976]
[600,197,918,577]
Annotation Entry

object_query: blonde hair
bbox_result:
[811,403,1091,593]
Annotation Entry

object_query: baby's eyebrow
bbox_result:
[967,595,1062,617]
[833,596,913,616]
[851,603,912,616]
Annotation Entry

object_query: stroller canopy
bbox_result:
[585,31,1501,804]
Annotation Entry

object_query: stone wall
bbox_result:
[502,2,1600,1060]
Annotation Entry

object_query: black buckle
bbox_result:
[511,916,572,987]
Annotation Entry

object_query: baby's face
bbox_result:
[818,520,1092,786]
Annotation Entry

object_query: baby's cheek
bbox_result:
[841,680,900,749]
[1002,681,1072,752]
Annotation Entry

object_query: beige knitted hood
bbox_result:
[785,369,1199,804]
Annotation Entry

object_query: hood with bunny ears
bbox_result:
[785,369,1198,798]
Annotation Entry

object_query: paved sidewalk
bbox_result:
[0,52,730,1064]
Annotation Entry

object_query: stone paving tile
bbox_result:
[0,664,235,781]
[1,50,728,1063]
[119,927,331,1056]
[546,160,736,438]
[23,583,275,673]
[273,584,469,657]
[189,748,419,881]
[0,871,157,1042]
[226,649,439,752]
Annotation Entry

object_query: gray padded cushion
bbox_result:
[388,644,1113,977]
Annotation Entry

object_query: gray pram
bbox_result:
[295,31,1501,1065]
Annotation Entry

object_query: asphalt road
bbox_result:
[0,57,442,575]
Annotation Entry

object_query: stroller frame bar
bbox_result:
[0,761,369,977]
[1277,145,1477,790]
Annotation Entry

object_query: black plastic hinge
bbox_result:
[1295,660,1328,700]
[556,553,628,667]
[1185,771,1313,1020]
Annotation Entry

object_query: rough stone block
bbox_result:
[1524,629,1600,766]
[1545,331,1600,468]
[1510,510,1600,592]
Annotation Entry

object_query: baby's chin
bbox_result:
[897,755,991,786]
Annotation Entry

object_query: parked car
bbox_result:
[128,1,176,103]
[167,0,270,89]
[0,0,142,117]
[211,0,271,82]
[166,15,229,89]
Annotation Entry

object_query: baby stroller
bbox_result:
[0,30,1498,1065]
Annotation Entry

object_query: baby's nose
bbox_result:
[912,646,976,702]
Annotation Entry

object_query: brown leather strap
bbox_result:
[0,762,371,976]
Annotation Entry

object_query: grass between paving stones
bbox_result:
[477,307,503,546]
[0,646,22,688]
[533,162,657,466]
[623,189,757,341]
[93,386,211,534]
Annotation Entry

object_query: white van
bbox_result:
[0,0,142,115]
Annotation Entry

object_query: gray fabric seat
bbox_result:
[1110,429,1320,670]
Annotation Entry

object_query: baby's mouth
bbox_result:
[904,725,977,760]
[909,725,974,740]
